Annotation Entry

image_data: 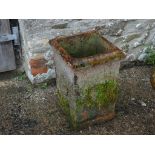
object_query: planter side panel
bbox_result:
[54,48,77,125]
[76,61,120,89]
[54,49,121,128]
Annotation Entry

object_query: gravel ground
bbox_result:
[0,66,155,135]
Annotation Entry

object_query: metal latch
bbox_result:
[0,27,20,45]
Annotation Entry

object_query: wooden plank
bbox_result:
[0,19,16,72]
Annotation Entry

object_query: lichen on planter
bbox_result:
[76,80,118,109]
[57,80,118,128]
[56,79,118,123]
[49,30,125,129]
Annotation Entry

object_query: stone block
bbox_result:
[31,66,48,76]
[23,50,55,84]
[29,54,47,68]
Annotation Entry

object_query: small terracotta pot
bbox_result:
[150,68,155,89]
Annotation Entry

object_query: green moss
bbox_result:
[56,80,118,129]
[144,45,155,65]
[146,52,155,65]
[69,109,78,128]
[57,90,78,128]
[77,80,118,109]
[56,90,70,114]
[59,33,106,58]
[16,72,27,81]
[76,80,118,127]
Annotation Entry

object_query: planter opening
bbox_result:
[50,31,125,69]
[59,33,107,58]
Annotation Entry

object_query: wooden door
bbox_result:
[0,19,16,72]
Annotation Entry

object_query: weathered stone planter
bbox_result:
[49,30,125,129]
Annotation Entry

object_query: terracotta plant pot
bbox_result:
[150,68,155,89]
[49,30,126,129]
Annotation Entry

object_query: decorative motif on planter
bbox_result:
[49,30,126,129]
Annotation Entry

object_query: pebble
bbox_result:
[131,98,135,101]
[138,53,147,62]
[140,101,147,107]
[42,97,46,100]
[125,54,136,61]
[25,94,32,99]
[136,23,142,29]
[19,131,25,134]
[134,41,142,48]
[116,29,123,36]
[89,126,91,131]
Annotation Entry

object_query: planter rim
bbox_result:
[49,30,126,69]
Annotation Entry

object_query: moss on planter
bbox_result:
[56,90,70,115]
[76,80,118,111]
[56,90,77,128]
[56,80,118,128]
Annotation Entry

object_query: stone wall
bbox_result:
[19,19,155,83]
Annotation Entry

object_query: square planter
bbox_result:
[49,30,125,129]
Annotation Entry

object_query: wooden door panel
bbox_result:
[0,19,16,72]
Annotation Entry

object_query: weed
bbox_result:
[145,46,155,65]
[17,72,26,81]
[39,82,48,89]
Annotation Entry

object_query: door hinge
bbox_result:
[0,26,20,45]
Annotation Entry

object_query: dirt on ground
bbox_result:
[0,66,155,135]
